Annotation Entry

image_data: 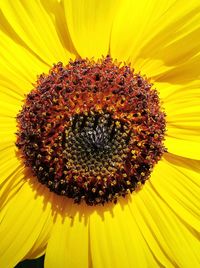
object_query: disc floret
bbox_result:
[16,56,166,205]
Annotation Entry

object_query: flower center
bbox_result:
[63,111,131,179]
[16,56,166,205]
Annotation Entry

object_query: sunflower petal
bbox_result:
[110,0,176,63]
[0,30,50,97]
[0,181,53,268]
[163,84,200,159]
[111,0,200,84]
[39,0,78,57]
[63,0,121,58]
[0,0,71,64]
[45,199,89,268]
[129,177,200,267]
[151,156,200,233]
[0,164,25,210]
[135,6,200,81]
[0,146,19,184]
[25,192,54,260]
[90,201,160,268]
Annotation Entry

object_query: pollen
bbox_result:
[16,56,166,205]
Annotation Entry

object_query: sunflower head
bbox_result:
[16,56,166,205]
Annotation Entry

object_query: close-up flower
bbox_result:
[0,0,200,268]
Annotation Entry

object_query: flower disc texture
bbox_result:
[16,57,166,205]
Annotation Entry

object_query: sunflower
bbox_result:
[0,0,200,268]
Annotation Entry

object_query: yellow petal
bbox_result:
[0,99,21,121]
[0,180,53,268]
[162,83,200,159]
[134,4,200,81]
[0,0,72,64]
[45,199,89,268]
[90,199,161,268]
[90,204,129,268]
[0,31,49,97]
[110,0,176,63]
[0,83,22,101]
[0,163,25,210]
[40,0,78,57]
[63,0,121,58]
[129,176,200,267]
[25,190,54,260]
[155,53,200,84]
[0,87,21,153]
[0,127,16,149]
[165,134,200,159]
[0,146,19,183]
[25,217,51,260]
[151,155,200,233]
[111,0,200,84]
